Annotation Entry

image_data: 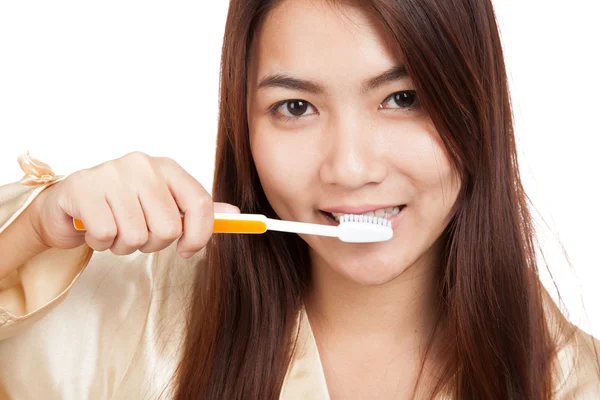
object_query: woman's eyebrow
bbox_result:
[257,74,326,94]
[362,65,408,93]
[257,65,408,95]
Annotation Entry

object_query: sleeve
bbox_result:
[0,153,94,340]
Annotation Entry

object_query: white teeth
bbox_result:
[338,214,392,228]
[329,206,402,222]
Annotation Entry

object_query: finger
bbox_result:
[107,188,149,256]
[77,196,118,252]
[213,202,241,214]
[137,183,182,254]
[161,162,214,257]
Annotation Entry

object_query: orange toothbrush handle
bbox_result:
[212,218,266,233]
[73,214,267,234]
[72,218,86,231]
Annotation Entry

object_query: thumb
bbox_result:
[213,202,241,214]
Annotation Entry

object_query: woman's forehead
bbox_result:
[247,0,404,91]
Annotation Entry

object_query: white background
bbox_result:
[1,1,598,336]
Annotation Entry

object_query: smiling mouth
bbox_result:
[320,205,407,224]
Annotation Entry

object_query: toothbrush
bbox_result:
[72,213,393,243]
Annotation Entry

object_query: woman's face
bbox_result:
[247,0,460,285]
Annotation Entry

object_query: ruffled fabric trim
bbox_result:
[17,151,63,186]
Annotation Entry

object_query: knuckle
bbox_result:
[183,238,209,254]
[138,248,155,254]
[134,152,155,168]
[120,230,148,248]
[125,151,151,162]
[112,247,135,256]
[90,242,111,252]
[155,220,182,241]
[157,156,179,168]
[86,233,112,251]
[94,226,118,242]
[196,193,213,212]
[122,152,156,173]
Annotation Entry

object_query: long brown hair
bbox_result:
[174,0,572,398]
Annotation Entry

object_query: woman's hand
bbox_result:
[30,152,238,258]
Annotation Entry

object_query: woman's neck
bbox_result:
[303,242,444,398]
[305,241,442,350]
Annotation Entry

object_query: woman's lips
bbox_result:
[319,205,406,231]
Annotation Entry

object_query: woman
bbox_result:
[0,0,598,398]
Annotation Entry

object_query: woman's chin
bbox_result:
[308,243,416,286]
[331,260,411,286]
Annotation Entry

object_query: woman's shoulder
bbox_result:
[545,294,600,398]
[553,325,600,398]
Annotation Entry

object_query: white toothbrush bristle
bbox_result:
[337,214,393,243]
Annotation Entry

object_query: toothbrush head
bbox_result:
[337,214,393,243]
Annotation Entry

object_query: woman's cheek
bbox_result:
[251,127,321,211]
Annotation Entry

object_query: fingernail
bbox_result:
[179,251,194,259]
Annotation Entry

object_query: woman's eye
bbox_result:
[272,100,317,119]
[380,90,418,110]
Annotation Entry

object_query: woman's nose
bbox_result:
[319,117,387,189]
